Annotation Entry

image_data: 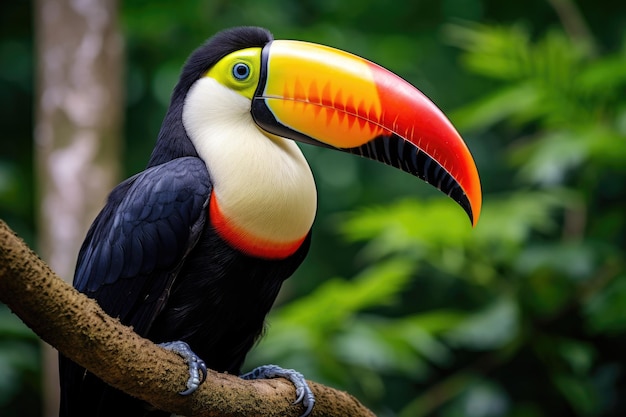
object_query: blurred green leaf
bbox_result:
[522,269,574,317]
[274,258,415,329]
[552,373,599,416]
[334,319,430,378]
[584,275,626,335]
[450,83,540,132]
[473,191,568,247]
[445,297,519,350]
[557,339,596,375]
[0,341,39,407]
[576,52,626,97]
[342,190,570,263]
[511,127,626,185]
[340,198,473,253]
[442,380,510,417]
[0,304,36,340]
[515,242,596,282]
[443,23,533,81]
[511,131,590,186]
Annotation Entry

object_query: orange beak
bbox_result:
[251,40,481,225]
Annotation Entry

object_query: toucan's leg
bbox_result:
[240,364,315,417]
[159,341,208,395]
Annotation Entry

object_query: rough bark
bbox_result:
[0,220,376,417]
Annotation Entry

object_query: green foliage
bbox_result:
[0,305,40,416]
[585,275,626,335]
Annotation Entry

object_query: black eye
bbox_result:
[232,63,250,80]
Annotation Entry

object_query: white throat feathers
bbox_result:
[182,77,317,259]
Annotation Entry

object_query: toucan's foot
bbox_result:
[159,341,208,395]
[240,364,315,417]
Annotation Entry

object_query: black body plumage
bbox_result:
[59,27,311,417]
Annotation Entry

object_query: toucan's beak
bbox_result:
[251,40,482,226]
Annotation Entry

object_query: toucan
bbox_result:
[58,26,481,417]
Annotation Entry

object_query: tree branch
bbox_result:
[0,220,375,417]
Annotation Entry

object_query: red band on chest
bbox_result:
[209,194,306,260]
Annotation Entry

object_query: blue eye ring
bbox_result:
[232,62,250,80]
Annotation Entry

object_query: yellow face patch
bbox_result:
[205,47,262,100]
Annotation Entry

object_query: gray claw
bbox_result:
[241,364,315,417]
[160,340,207,395]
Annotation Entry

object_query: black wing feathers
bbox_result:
[61,157,211,417]
[73,157,211,333]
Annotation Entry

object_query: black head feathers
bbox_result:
[175,27,274,100]
[148,27,273,167]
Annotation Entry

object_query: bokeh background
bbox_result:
[2,0,626,416]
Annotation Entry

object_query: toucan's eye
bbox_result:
[205,48,260,99]
[232,63,250,80]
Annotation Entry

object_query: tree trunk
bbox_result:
[34,0,123,415]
